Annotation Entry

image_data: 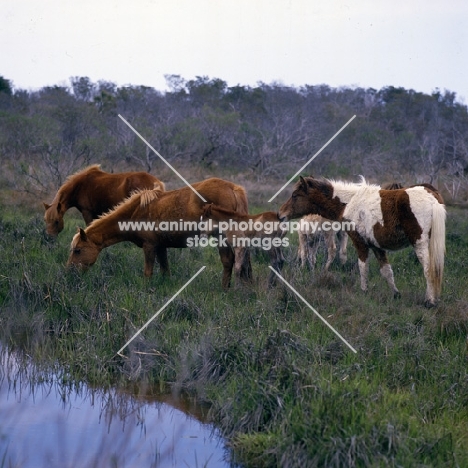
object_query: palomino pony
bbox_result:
[297,214,348,271]
[279,176,446,307]
[200,204,286,287]
[67,178,252,289]
[43,164,164,236]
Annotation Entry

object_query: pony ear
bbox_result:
[78,227,87,241]
[43,202,51,210]
[299,176,308,191]
[153,182,164,193]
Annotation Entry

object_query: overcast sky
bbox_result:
[2,0,467,102]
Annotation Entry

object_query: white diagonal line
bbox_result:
[117,266,206,356]
[268,267,357,353]
[118,114,207,202]
[268,115,356,202]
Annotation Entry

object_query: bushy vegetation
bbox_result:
[1,74,468,202]
[0,201,467,467]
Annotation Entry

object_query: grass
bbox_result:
[0,203,468,467]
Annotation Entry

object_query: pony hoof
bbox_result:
[424,300,436,309]
[393,291,401,299]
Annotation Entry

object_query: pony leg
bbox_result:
[298,231,308,267]
[324,231,337,271]
[358,257,369,292]
[237,247,253,282]
[349,232,369,292]
[155,246,170,276]
[142,243,156,277]
[413,239,436,307]
[267,246,285,288]
[371,247,400,298]
[338,231,348,264]
[233,246,250,282]
[218,246,235,289]
[307,235,320,270]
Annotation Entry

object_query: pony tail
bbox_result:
[429,201,446,299]
[233,186,249,215]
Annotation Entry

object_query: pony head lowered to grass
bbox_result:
[67,178,252,289]
[278,176,446,308]
[43,165,164,236]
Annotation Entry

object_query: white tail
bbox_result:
[429,202,446,299]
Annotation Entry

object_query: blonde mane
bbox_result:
[139,183,164,207]
[327,175,381,192]
[86,185,164,229]
[325,176,381,205]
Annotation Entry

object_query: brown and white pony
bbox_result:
[296,183,403,271]
[67,178,252,289]
[43,164,164,236]
[279,176,446,307]
[200,203,286,287]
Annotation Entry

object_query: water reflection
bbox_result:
[0,347,231,467]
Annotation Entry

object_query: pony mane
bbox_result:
[139,184,164,207]
[326,175,381,192]
[86,185,164,228]
[59,164,102,193]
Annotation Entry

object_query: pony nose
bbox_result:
[46,226,58,237]
[66,258,89,271]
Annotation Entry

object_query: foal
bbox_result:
[297,214,348,271]
[200,204,287,287]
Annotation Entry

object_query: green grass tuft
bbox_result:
[1,205,468,466]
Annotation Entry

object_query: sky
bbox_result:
[1,0,467,102]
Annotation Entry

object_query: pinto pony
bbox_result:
[200,204,286,287]
[279,177,446,307]
[43,164,164,236]
[297,183,405,272]
[67,178,252,289]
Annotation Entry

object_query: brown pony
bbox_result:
[66,178,252,289]
[279,176,446,307]
[200,204,286,287]
[43,164,164,236]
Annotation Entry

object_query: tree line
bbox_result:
[1,74,467,200]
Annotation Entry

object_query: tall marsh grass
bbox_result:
[0,204,467,467]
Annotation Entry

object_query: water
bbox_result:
[0,348,231,467]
